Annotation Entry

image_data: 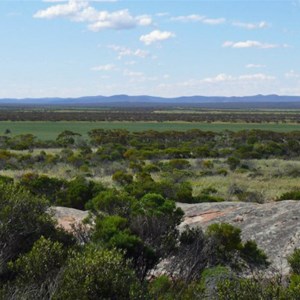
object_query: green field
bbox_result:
[1,121,300,140]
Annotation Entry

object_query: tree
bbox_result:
[56,130,81,147]
[0,184,70,280]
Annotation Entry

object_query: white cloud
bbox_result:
[223,40,279,49]
[187,73,276,85]
[238,73,275,81]
[87,10,136,31]
[91,64,116,71]
[43,0,118,2]
[171,14,225,25]
[246,64,266,68]
[171,14,204,22]
[140,30,175,45]
[136,15,152,26]
[34,1,152,31]
[202,18,226,25]
[285,70,300,79]
[201,73,232,83]
[108,45,149,59]
[232,21,269,29]
[34,0,88,19]
[155,73,277,97]
[123,69,144,77]
[155,12,169,17]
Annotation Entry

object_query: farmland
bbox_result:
[1,121,300,140]
[1,106,300,139]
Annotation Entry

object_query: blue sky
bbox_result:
[1,0,300,98]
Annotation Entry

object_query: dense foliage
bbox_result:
[1,127,300,298]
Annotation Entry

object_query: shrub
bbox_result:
[237,191,264,204]
[217,168,228,176]
[57,176,103,210]
[241,240,269,266]
[142,163,160,173]
[227,156,241,171]
[112,170,133,186]
[9,236,66,286]
[148,275,179,300]
[0,184,67,279]
[193,194,224,203]
[87,189,134,217]
[54,246,142,299]
[0,175,13,185]
[92,214,157,280]
[193,187,225,203]
[216,275,289,300]
[18,173,67,204]
[278,190,300,201]
[167,159,191,170]
[206,223,242,253]
[288,248,300,275]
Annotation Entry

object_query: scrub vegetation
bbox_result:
[1,110,300,298]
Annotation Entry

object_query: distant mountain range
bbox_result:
[0,94,300,106]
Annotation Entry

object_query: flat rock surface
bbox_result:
[177,200,300,274]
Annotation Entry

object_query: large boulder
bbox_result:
[178,200,300,274]
[50,206,89,232]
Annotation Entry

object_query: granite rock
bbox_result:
[178,200,300,274]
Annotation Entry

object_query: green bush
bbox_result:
[54,246,142,300]
[167,159,191,170]
[57,176,104,210]
[86,189,134,217]
[241,240,269,266]
[206,223,242,253]
[0,184,69,279]
[148,275,178,300]
[215,276,290,300]
[18,173,67,204]
[112,170,133,185]
[278,190,300,201]
[142,163,160,173]
[227,156,241,171]
[288,248,300,275]
[9,236,66,286]
[193,187,224,203]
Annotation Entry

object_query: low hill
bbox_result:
[1,94,300,108]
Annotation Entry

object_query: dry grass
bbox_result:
[2,157,300,202]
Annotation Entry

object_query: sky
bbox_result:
[1,0,300,98]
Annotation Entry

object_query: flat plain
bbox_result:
[1,121,300,140]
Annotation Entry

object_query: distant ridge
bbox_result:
[0,94,300,106]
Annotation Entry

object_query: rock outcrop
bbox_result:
[178,200,300,274]
[50,200,300,274]
[50,206,89,232]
